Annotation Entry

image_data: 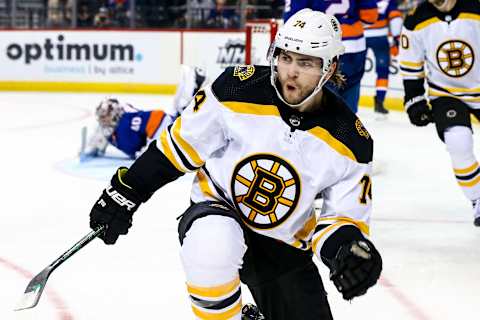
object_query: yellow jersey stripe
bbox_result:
[318,217,370,235]
[400,60,424,68]
[171,117,205,167]
[308,127,357,162]
[312,221,351,254]
[454,162,479,175]
[414,17,442,30]
[294,213,317,240]
[197,170,218,200]
[187,277,240,298]
[458,13,480,21]
[160,131,187,173]
[222,101,280,116]
[401,72,425,78]
[429,90,480,102]
[291,237,312,250]
[458,175,480,187]
[430,86,480,93]
[191,300,242,320]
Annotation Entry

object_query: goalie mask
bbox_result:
[428,0,457,12]
[268,9,345,108]
[95,98,124,137]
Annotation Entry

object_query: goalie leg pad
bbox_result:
[431,96,471,141]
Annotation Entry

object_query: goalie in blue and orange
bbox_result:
[81,65,208,160]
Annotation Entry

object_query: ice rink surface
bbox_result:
[1,91,479,320]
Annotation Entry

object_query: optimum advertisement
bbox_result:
[0,31,180,84]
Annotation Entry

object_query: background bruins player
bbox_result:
[89,9,382,320]
[399,0,480,226]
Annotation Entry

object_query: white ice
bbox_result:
[0,91,479,320]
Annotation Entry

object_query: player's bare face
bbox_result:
[276,51,323,105]
[428,0,457,12]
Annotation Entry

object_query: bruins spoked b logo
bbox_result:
[436,40,474,78]
[231,154,300,229]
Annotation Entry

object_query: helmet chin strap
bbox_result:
[270,60,332,110]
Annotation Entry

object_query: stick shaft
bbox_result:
[49,226,105,272]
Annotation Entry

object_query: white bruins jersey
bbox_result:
[399,0,480,108]
[157,66,373,258]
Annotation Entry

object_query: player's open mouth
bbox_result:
[286,84,297,91]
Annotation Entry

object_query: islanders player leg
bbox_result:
[337,50,368,113]
[367,36,390,115]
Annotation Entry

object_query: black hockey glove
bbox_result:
[90,167,143,245]
[406,99,433,126]
[242,303,265,320]
[328,239,382,300]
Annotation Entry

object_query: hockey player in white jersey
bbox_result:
[81,65,208,160]
[88,9,382,320]
[399,0,480,226]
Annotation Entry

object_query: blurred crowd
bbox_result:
[0,0,283,29]
[0,0,423,29]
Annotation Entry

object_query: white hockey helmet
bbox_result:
[95,98,124,136]
[428,0,457,12]
[268,9,345,108]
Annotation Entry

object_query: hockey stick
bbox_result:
[14,225,105,311]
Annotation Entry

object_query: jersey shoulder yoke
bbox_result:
[211,65,274,105]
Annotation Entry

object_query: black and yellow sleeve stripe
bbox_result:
[158,117,206,173]
[312,217,370,257]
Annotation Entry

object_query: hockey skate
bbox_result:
[472,199,480,227]
[242,303,265,320]
[374,96,389,118]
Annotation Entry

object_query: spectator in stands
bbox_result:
[107,0,129,27]
[170,0,188,27]
[77,1,94,27]
[188,0,216,27]
[47,0,72,27]
[247,0,284,20]
[94,6,113,27]
[206,0,239,28]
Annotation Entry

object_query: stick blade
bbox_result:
[14,268,51,311]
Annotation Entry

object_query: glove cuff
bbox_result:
[405,95,427,111]
[109,167,145,207]
[320,225,366,267]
